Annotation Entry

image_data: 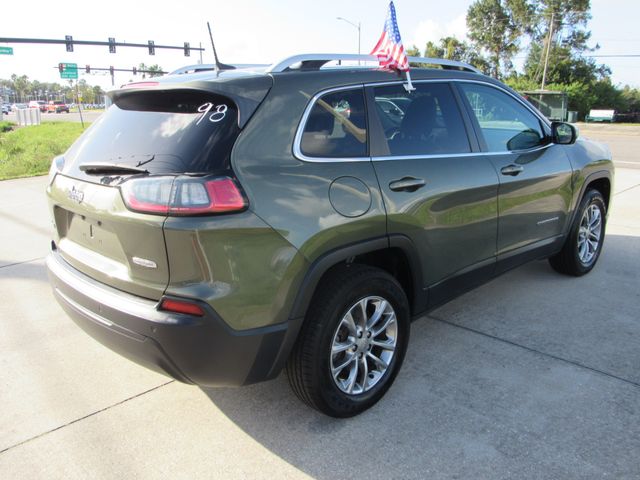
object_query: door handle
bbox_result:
[501,164,524,176]
[389,177,426,192]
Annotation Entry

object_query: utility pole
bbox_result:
[75,80,85,129]
[541,11,555,90]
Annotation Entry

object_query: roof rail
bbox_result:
[169,63,270,75]
[170,64,217,75]
[266,54,481,74]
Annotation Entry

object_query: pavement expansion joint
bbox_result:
[0,380,174,455]
[614,183,640,197]
[428,314,640,390]
[0,257,46,270]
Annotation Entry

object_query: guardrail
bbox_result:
[15,108,42,126]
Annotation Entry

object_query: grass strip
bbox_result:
[0,122,87,180]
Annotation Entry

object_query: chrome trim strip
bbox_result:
[293,79,555,164]
[537,216,560,225]
[375,152,485,162]
[292,84,372,163]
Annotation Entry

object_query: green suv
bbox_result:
[46,54,614,417]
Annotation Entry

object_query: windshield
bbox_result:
[63,89,240,179]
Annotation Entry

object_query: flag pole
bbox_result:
[404,70,415,92]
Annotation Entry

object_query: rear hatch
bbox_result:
[48,76,272,300]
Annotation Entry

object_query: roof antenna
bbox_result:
[207,21,235,71]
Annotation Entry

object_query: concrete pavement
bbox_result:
[0,136,638,479]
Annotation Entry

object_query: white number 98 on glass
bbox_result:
[196,103,228,125]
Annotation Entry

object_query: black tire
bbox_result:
[286,264,410,417]
[549,189,607,276]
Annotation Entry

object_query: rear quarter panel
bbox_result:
[230,72,389,324]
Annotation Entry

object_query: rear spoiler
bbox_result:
[108,75,273,129]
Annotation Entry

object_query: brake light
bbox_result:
[172,178,246,214]
[120,176,247,215]
[121,81,160,89]
[159,298,205,316]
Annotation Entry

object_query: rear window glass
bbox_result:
[300,88,368,158]
[64,89,240,175]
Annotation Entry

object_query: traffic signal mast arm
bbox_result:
[55,66,168,75]
[1,36,202,56]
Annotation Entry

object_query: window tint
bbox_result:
[300,88,368,158]
[373,83,471,156]
[460,83,545,152]
[65,90,240,176]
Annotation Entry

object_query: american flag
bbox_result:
[370,1,409,72]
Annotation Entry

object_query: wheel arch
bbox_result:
[585,175,611,209]
[266,236,425,380]
[569,170,612,230]
[289,235,425,320]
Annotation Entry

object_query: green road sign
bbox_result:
[59,62,78,79]
[0,47,14,55]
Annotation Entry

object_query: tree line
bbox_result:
[1,63,163,106]
[1,75,105,105]
[407,0,639,120]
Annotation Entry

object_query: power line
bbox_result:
[513,54,640,60]
[586,54,640,58]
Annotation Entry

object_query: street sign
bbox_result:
[0,46,14,55]
[59,62,78,79]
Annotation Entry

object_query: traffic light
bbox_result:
[148,40,155,56]
[108,37,116,54]
[65,35,73,53]
[85,65,90,73]
[184,42,190,57]
[133,66,137,75]
[58,63,64,74]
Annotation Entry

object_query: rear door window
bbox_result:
[372,83,471,156]
[64,89,240,176]
[299,88,368,158]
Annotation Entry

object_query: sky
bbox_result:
[1,0,638,93]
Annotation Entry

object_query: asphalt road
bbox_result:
[0,136,638,479]
[578,123,640,169]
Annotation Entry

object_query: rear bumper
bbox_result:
[46,250,288,387]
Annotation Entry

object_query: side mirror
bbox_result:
[552,122,578,145]
[507,129,543,151]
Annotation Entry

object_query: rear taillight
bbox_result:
[48,156,65,185]
[159,298,205,317]
[120,176,247,216]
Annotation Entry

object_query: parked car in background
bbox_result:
[2,104,10,114]
[28,100,47,112]
[46,53,614,418]
[48,101,70,113]
[11,103,27,111]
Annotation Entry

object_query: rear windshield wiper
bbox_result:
[79,163,150,175]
